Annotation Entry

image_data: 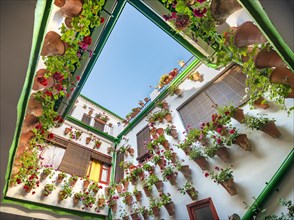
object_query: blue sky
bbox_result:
[81,3,192,118]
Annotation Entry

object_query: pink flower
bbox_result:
[76,76,81,81]
[230,129,235,134]
[197,0,206,3]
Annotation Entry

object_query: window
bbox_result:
[186,198,219,220]
[136,126,151,162]
[58,143,91,177]
[99,163,111,184]
[82,113,92,125]
[114,152,124,183]
[179,65,248,129]
[94,119,105,132]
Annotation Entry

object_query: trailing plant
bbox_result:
[162,165,177,181]
[245,114,273,130]
[206,166,234,184]
[178,180,198,196]
[43,183,55,196]
[81,191,96,208]
[203,143,221,158]
[142,163,154,172]
[121,191,132,205]
[59,183,73,200]
[189,147,205,160]
[149,197,162,209]
[160,192,172,205]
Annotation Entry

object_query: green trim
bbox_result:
[127,0,208,63]
[2,0,53,199]
[66,116,117,142]
[238,0,294,71]
[117,58,201,139]
[61,0,127,120]
[107,143,117,220]
[242,149,294,220]
[2,197,105,220]
[79,94,124,120]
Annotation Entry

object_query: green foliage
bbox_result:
[209,166,233,184]
[178,180,197,195]
[245,114,273,130]
[160,193,172,205]
[189,147,204,160]
[43,184,55,195]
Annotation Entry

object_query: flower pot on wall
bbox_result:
[41,31,66,56]
[270,67,294,86]
[154,180,163,192]
[157,158,165,169]
[83,180,90,189]
[220,178,237,196]
[194,156,209,170]
[255,49,286,69]
[131,213,140,220]
[162,140,169,150]
[164,114,172,123]
[64,16,73,28]
[125,195,133,206]
[142,210,149,219]
[134,191,142,201]
[98,197,105,208]
[54,0,83,17]
[286,87,294,98]
[186,188,198,200]
[22,114,39,133]
[164,202,175,216]
[216,147,230,162]
[73,195,80,205]
[143,186,152,197]
[234,22,267,48]
[210,0,242,24]
[32,69,54,91]
[152,207,160,217]
[122,216,129,220]
[156,128,164,135]
[167,173,177,185]
[123,180,129,189]
[109,203,117,212]
[260,121,281,138]
[116,184,122,193]
[171,153,177,163]
[180,165,192,180]
[19,131,35,147]
[138,172,145,181]
[64,127,71,135]
[174,88,182,97]
[232,108,245,124]
[233,134,251,151]
[170,129,178,139]
[253,97,270,109]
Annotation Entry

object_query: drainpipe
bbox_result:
[242,149,294,220]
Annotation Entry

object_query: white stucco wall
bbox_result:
[114,63,294,219]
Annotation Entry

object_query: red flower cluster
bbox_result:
[37,76,48,86]
[47,133,54,140]
[53,72,64,82]
[100,17,105,23]
[193,8,207,17]
[83,36,92,46]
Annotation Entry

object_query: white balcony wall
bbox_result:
[114,63,294,219]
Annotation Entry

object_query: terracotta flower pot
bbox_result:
[253,97,270,109]
[109,203,117,212]
[138,172,145,181]
[232,108,245,124]
[255,49,286,69]
[154,180,163,192]
[64,127,71,135]
[187,188,198,200]
[170,129,178,139]
[125,195,133,206]
[152,207,160,217]
[116,184,122,193]
[142,210,149,219]
[27,94,43,117]
[184,147,192,155]
[270,67,294,86]
[128,148,135,156]
[171,152,177,163]
[164,114,173,123]
[22,114,39,133]
[41,31,66,56]
[157,158,165,169]
[64,16,73,28]
[162,140,169,150]
[83,180,90,189]
[210,0,242,24]
[54,0,83,17]
[164,202,175,216]
[233,134,251,151]
[174,89,182,96]
[180,165,191,180]
[105,187,110,196]
[216,147,230,162]
[221,178,237,196]
[194,156,209,170]
[69,180,77,187]
[19,130,35,147]
[98,197,105,208]
[134,191,142,201]
[143,186,152,197]
[41,173,49,180]
[57,174,65,183]
[123,180,129,189]
[167,173,177,185]
[131,213,140,220]
[24,187,33,193]
[122,216,129,220]
[190,72,204,82]
[131,176,137,185]
[234,21,267,48]
[260,121,281,138]
[85,137,91,144]
[286,86,294,98]
[156,128,164,135]
[32,69,54,91]
[73,195,79,205]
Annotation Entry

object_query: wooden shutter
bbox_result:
[136,126,151,159]
[179,91,216,129]
[59,143,91,177]
[94,120,105,132]
[82,113,91,125]
[114,152,124,183]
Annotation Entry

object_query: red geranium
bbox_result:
[83,36,92,45]
[37,76,48,86]
[47,133,54,140]
[55,84,63,91]
[53,72,64,81]
[100,17,105,23]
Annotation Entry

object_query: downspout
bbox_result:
[242,149,294,220]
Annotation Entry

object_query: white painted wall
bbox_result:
[71,96,124,137]
[114,63,294,219]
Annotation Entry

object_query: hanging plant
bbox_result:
[178,180,198,200]
[94,138,102,149]
[58,183,73,201]
[43,184,55,196]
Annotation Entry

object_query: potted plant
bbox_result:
[178,180,198,200]
[149,198,161,217]
[127,146,135,156]
[132,166,145,181]
[165,124,178,139]
[143,163,155,174]
[175,161,192,180]
[143,176,154,197]
[156,134,169,150]
[152,155,165,169]
[246,114,281,138]
[139,206,150,220]
[222,127,251,151]
[121,178,129,190]
[160,193,175,216]
[154,178,164,193]
[68,175,78,187]
[73,191,83,205]
[217,104,245,124]
[169,84,182,97]
[162,165,178,185]
[107,195,119,212]
[162,109,173,123]
[121,191,133,206]
[204,143,230,162]
[85,135,92,144]
[58,183,72,201]
[188,71,204,82]
[189,147,209,170]
[57,172,67,184]
[64,127,72,135]
[43,183,55,196]
[81,191,96,209]
[41,167,53,180]
[138,100,145,107]
[74,130,82,140]
[207,166,237,196]
[97,194,106,208]
[156,100,169,110]
[133,188,143,201]
[119,145,129,156]
[130,207,140,220]
[89,182,102,194]
[107,146,115,154]
[163,149,177,163]
[83,176,91,189]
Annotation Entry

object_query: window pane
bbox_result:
[87,160,101,182]
[82,113,92,125]
[114,152,124,182]
[94,120,105,132]
[136,126,150,160]
[194,206,215,220]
